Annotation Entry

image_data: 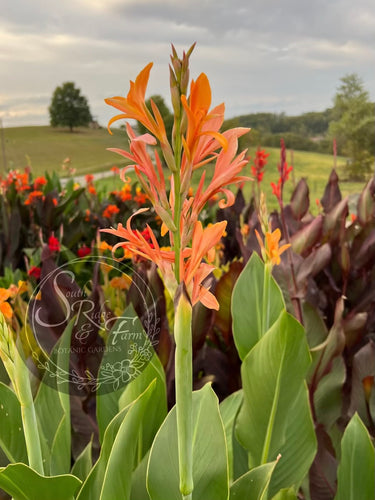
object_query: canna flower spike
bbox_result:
[102,209,226,310]
[255,228,291,266]
[103,44,250,311]
[103,44,250,500]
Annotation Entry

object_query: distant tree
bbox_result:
[137,95,173,140]
[49,82,93,132]
[329,73,375,180]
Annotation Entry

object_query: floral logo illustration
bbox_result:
[25,255,160,395]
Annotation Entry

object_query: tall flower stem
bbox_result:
[174,286,193,499]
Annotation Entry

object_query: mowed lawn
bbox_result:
[1,125,129,177]
[2,126,368,213]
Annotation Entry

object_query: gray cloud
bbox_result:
[0,0,374,128]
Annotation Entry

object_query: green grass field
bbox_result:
[1,125,128,177]
[1,126,369,214]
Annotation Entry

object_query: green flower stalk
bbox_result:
[174,285,193,498]
[0,313,44,474]
[103,44,250,498]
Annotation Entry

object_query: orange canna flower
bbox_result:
[104,48,250,310]
[97,240,113,253]
[108,124,167,202]
[192,129,251,214]
[110,274,132,290]
[105,63,168,145]
[0,288,13,319]
[103,210,226,309]
[181,74,227,165]
[15,172,30,192]
[134,187,148,206]
[183,220,227,310]
[255,228,291,266]
[33,176,47,189]
[103,204,120,218]
[24,190,45,205]
[102,209,175,273]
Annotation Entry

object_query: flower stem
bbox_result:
[174,286,193,497]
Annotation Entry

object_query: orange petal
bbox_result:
[0,301,13,319]
[0,288,10,302]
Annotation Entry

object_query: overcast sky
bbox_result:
[1,0,374,128]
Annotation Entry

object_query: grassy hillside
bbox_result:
[1,125,367,213]
[95,146,365,214]
[1,126,128,177]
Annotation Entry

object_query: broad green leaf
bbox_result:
[314,356,346,429]
[236,311,311,465]
[0,382,27,463]
[119,350,167,462]
[229,461,277,500]
[0,463,81,500]
[77,379,155,500]
[236,311,316,494]
[232,431,249,481]
[302,302,328,349]
[130,450,151,500]
[147,383,229,500]
[71,439,93,482]
[270,487,297,500]
[34,318,73,475]
[96,304,154,442]
[268,384,316,497]
[219,390,243,482]
[335,413,375,500]
[232,252,285,360]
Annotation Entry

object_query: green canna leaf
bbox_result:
[34,317,74,475]
[70,439,93,482]
[269,487,297,500]
[219,390,243,482]
[0,463,81,500]
[147,383,229,500]
[334,413,375,500]
[118,347,167,464]
[232,252,285,360]
[229,461,277,500]
[235,311,316,494]
[96,303,155,442]
[77,379,156,500]
[0,382,27,464]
